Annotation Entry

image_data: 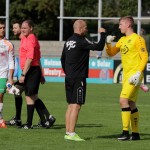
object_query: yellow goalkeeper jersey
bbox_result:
[106,33,148,76]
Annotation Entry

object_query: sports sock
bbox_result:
[0,103,3,119]
[0,119,3,123]
[35,99,50,120]
[15,96,23,120]
[34,100,46,123]
[131,108,139,133]
[68,132,75,136]
[27,104,34,126]
[121,107,131,131]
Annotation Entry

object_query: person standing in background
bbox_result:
[6,20,24,127]
[18,20,55,129]
[0,20,15,128]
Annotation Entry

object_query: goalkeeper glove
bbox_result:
[129,71,141,86]
[106,35,116,44]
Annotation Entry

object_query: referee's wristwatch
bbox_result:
[21,73,25,77]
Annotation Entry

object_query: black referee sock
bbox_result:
[35,99,50,120]
[15,96,23,120]
[27,104,34,126]
[34,100,46,123]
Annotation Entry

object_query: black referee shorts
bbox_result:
[24,66,41,96]
[65,77,86,104]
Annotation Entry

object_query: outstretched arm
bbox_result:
[83,28,106,51]
[105,44,120,56]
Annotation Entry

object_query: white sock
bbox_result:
[0,103,3,119]
[0,119,4,123]
[68,132,75,136]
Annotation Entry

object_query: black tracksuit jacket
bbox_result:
[61,32,106,78]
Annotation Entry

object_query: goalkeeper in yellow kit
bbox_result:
[106,16,148,141]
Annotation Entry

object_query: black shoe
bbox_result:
[118,131,130,141]
[45,116,56,129]
[21,123,33,129]
[5,117,22,127]
[130,133,140,140]
[34,121,46,128]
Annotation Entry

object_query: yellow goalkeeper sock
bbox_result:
[121,107,131,131]
[131,108,139,133]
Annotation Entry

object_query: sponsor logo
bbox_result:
[120,45,129,54]
[43,68,65,77]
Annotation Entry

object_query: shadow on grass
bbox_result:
[52,123,103,129]
[85,133,150,141]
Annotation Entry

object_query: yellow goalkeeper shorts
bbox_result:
[120,74,143,102]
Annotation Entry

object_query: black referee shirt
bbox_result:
[61,32,106,78]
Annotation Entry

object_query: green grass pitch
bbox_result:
[1,83,150,150]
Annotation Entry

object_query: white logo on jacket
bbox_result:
[66,41,76,50]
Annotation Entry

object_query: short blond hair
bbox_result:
[119,16,134,28]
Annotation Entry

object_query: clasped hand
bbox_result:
[106,35,116,43]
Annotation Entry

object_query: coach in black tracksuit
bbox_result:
[61,20,106,141]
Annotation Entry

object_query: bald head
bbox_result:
[73,20,87,36]
[73,20,85,29]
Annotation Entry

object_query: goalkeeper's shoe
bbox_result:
[5,117,22,127]
[118,130,130,141]
[130,133,140,140]
[0,120,7,128]
[45,115,56,129]
[64,133,85,141]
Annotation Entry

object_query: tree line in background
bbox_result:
[0,0,150,41]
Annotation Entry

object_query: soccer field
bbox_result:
[1,83,150,150]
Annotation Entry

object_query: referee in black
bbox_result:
[61,19,106,141]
